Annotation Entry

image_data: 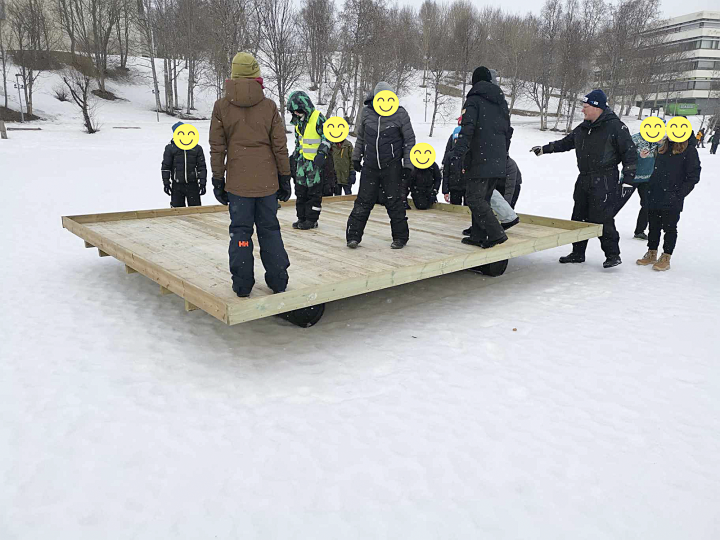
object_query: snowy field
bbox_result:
[1,61,720,539]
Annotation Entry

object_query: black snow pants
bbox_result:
[295,182,323,224]
[346,160,408,243]
[634,182,649,235]
[171,181,201,207]
[465,177,505,242]
[449,190,466,206]
[571,172,621,257]
[648,209,681,255]
[410,187,436,210]
[228,192,290,296]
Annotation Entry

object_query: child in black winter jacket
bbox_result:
[636,137,701,271]
[161,122,208,207]
[407,163,441,209]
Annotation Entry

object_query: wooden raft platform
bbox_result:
[62,195,602,325]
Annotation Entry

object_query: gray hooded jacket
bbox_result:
[352,82,416,170]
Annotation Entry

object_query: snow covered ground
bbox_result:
[1,61,720,539]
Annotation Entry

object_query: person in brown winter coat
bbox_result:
[209,52,292,298]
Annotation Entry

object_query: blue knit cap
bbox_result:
[582,89,607,110]
[172,121,184,133]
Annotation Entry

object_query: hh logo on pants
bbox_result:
[238,240,249,247]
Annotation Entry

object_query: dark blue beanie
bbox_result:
[583,89,607,110]
[172,121,184,133]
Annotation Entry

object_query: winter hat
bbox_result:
[489,69,499,86]
[172,121,184,133]
[231,52,261,79]
[373,81,394,96]
[582,89,607,110]
[471,66,492,85]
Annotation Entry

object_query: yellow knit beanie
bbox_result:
[231,52,261,79]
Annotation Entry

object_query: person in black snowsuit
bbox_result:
[346,81,416,249]
[161,121,207,207]
[636,136,701,270]
[497,156,522,209]
[321,152,337,197]
[447,66,512,249]
[407,162,441,209]
[531,89,637,268]
[710,129,719,154]
[442,122,466,205]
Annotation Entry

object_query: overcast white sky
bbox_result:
[397,0,716,20]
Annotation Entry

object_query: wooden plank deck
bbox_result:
[62,195,602,325]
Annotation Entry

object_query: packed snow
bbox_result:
[1,59,719,539]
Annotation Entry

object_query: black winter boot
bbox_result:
[292,221,301,229]
[297,220,318,230]
[559,252,585,264]
[347,240,359,249]
[462,227,472,236]
[603,255,622,268]
[481,235,508,249]
[391,240,407,249]
[461,237,484,247]
[502,217,520,230]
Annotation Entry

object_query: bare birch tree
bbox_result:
[7,0,56,116]
[256,0,304,113]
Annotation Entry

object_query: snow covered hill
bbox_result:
[1,58,720,539]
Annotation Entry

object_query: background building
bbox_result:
[641,10,720,115]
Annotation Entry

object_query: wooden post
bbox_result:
[184,300,198,312]
[125,264,137,274]
[0,120,7,140]
[159,286,172,295]
[98,249,109,257]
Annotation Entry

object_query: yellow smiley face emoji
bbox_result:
[173,123,199,150]
[666,116,692,143]
[373,90,399,116]
[639,116,666,143]
[324,116,349,143]
[409,143,436,169]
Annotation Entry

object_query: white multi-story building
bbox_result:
[641,10,720,114]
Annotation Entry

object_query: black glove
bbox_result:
[314,152,327,169]
[290,154,297,180]
[163,179,172,196]
[199,179,207,196]
[353,159,362,173]
[622,171,636,185]
[277,174,292,202]
[531,146,544,156]
[212,177,228,205]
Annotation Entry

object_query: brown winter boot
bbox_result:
[636,250,658,266]
[652,253,671,271]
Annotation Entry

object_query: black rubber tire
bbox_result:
[277,303,326,327]
[470,259,508,277]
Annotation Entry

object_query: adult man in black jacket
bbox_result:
[161,121,208,207]
[532,89,637,268]
[346,81,416,249]
[447,66,512,248]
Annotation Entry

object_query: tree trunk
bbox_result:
[552,94,564,130]
[0,120,8,139]
[429,84,440,137]
[0,21,7,109]
[173,60,179,110]
[25,68,33,116]
[186,59,193,114]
